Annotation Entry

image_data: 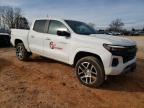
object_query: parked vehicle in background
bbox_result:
[97,30,107,34]
[139,31,144,35]
[11,18,137,87]
[0,24,11,47]
[123,30,144,36]
[107,31,122,36]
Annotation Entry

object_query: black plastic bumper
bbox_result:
[122,63,136,74]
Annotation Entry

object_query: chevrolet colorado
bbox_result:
[11,18,137,87]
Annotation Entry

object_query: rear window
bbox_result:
[33,20,47,33]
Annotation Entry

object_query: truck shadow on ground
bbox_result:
[27,56,56,63]
[27,56,144,92]
[100,58,144,92]
[25,56,144,92]
[27,56,70,66]
[100,75,144,92]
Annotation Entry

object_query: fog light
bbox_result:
[112,58,119,67]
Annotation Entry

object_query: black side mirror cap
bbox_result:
[57,31,71,37]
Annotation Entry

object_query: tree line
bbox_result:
[89,19,144,32]
[0,6,29,29]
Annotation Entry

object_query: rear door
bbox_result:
[28,20,48,55]
[43,20,71,63]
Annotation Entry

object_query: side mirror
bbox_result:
[57,30,71,38]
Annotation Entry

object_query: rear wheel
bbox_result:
[75,56,105,88]
[16,43,31,61]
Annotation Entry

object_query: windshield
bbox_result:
[65,20,97,35]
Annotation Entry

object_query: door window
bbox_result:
[33,20,47,33]
[48,20,69,35]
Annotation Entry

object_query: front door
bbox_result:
[43,20,71,63]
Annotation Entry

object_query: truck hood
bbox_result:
[89,34,136,46]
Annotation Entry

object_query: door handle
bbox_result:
[45,38,51,40]
[31,35,35,38]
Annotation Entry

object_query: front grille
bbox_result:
[123,45,137,63]
[112,45,137,63]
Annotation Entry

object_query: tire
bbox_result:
[75,56,105,88]
[16,43,31,61]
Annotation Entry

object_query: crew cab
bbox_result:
[11,18,137,87]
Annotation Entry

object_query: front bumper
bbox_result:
[107,56,136,75]
[122,62,136,74]
[103,44,137,75]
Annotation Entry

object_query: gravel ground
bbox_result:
[0,37,144,108]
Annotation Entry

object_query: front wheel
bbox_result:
[75,56,105,88]
[16,43,31,61]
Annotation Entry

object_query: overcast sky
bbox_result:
[0,0,144,29]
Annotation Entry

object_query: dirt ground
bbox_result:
[0,37,144,108]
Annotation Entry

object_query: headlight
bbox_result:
[103,44,127,52]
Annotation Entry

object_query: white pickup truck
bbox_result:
[11,18,137,87]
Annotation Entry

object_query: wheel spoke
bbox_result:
[81,62,89,69]
[90,65,94,71]
[89,76,92,84]
[78,65,85,72]
[90,65,97,75]
[80,75,86,79]
[20,46,22,50]
[85,77,88,84]
[86,62,90,69]
[91,71,97,75]
[78,71,84,75]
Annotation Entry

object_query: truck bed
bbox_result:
[11,29,29,37]
[11,29,29,47]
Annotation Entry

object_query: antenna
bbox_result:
[46,14,49,18]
